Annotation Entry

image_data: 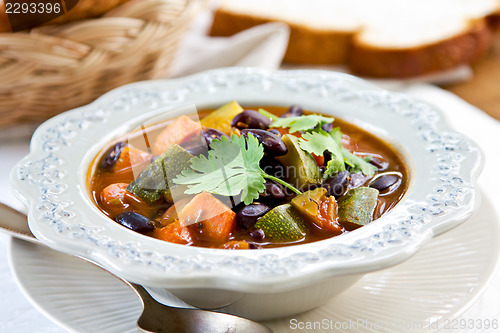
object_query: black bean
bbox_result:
[322,122,333,132]
[260,157,286,179]
[323,150,333,164]
[236,203,270,229]
[183,143,208,156]
[369,157,389,171]
[324,170,351,198]
[350,172,370,188]
[283,187,301,200]
[369,173,401,191]
[303,183,320,192]
[181,136,208,156]
[267,129,281,137]
[115,211,154,233]
[231,110,271,130]
[248,242,262,249]
[261,180,286,200]
[281,105,303,118]
[249,228,265,240]
[99,141,127,170]
[240,129,288,156]
[202,128,230,146]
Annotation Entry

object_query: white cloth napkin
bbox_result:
[169,11,290,77]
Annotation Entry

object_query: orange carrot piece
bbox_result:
[159,197,193,227]
[113,146,151,175]
[99,183,129,206]
[178,192,236,242]
[153,116,202,155]
[99,182,157,219]
[152,220,192,245]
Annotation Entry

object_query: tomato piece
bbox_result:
[316,195,342,233]
[153,115,202,155]
[178,192,236,242]
[312,153,325,167]
[152,220,192,245]
[291,187,343,234]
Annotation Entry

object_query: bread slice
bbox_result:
[210,0,500,78]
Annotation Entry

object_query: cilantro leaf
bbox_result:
[329,127,342,145]
[229,134,268,203]
[173,134,266,205]
[270,114,334,133]
[258,108,279,121]
[342,149,377,176]
[328,126,376,176]
[298,130,340,157]
[298,130,345,178]
[299,127,377,178]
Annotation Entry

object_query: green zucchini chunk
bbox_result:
[338,187,379,226]
[127,144,193,204]
[255,203,308,242]
[275,134,321,190]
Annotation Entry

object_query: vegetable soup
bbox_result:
[88,102,409,249]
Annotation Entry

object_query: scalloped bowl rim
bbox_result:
[10,68,483,293]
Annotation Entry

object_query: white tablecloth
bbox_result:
[1,82,499,332]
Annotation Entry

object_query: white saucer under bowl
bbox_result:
[9,190,498,333]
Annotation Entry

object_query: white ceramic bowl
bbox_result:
[10,68,482,320]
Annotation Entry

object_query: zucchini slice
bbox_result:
[127,144,192,204]
[255,204,308,242]
[338,187,379,226]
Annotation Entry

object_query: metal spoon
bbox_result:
[0,203,272,333]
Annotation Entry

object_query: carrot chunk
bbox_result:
[113,146,152,175]
[159,197,193,227]
[99,182,157,219]
[153,116,202,155]
[99,183,129,207]
[178,192,236,242]
[152,220,192,245]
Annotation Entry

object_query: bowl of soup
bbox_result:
[10,68,482,320]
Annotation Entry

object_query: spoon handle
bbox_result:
[0,202,43,245]
[0,202,274,333]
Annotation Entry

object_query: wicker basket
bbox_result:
[0,0,201,128]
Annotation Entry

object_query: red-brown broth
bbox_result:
[88,106,409,248]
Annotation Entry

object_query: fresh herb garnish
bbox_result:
[173,134,301,205]
[269,114,334,133]
[329,127,377,176]
[342,149,377,176]
[298,126,377,178]
[258,108,279,121]
[298,130,345,178]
